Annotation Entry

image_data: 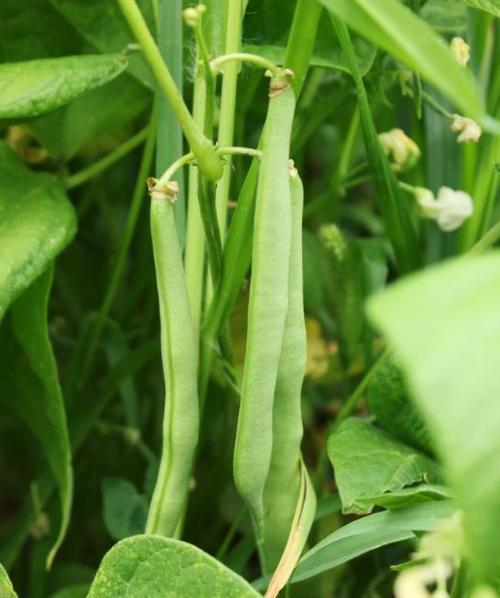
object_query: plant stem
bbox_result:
[185,69,208,343]
[214,0,244,239]
[468,220,500,255]
[423,91,454,119]
[211,52,280,78]
[284,0,323,96]
[65,127,148,190]
[156,0,186,244]
[73,112,158,390]
[117,0,223,181]
[333,350,389,432]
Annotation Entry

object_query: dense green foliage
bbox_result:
[0,1,499,597]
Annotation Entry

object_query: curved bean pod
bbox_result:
[146,185,199,536]
[233,75,296,545]
[261,166,309,572]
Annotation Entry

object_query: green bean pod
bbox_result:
[233,76,296,540]
[261,166,309,572]
[146,188,199,536]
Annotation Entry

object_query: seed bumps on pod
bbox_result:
[367,356,434,453]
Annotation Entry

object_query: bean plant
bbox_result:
[0,0,499,597]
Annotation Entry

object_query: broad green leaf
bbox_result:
[367,355,434,453]
[462,0,500,17]
[30,73,151,159]
[2,268,73,566]
[49,585,89,598]
[88,535,261,597]
[367,254,500,588]
[0,54,127,119]
[49,0,156,88]
[102,478,148,541]
[290,501,456,584]
[421,0,467,33]
[0,0,80,62]
[244,36,376,76]
[333,19,420,274]
[0,143,76,320]
[0,564,18,598]
[318,0,487,124]
[328,418,444,514]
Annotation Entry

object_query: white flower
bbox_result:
[434,187,473,231]
[394,561,452,598]
[378,128,421,172]
[413,186,473,232]
[450,37,471,67]
[451,115,482,143]
[414,187,438,217]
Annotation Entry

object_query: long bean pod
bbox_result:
[146,183,199,536]
[261,166,310,571]
[233,73,296,550]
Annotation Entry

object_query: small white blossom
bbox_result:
[451,114,482,143]
[434,187,473,231]
[378,128,421,172]
[450,37,471,67]
[412,186,473,232]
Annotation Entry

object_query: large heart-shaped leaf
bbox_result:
[1,267,73,566]
[88,535,261,597]
[0,54,127,119]
[317,0,488,124]
[328,418,446,515]
[0,142,76,320]
[368,254,500,589]
[0,564,17,598]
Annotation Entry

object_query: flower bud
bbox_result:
[182,5,206,28]
[378,128,421,172]
[450,37,471,67]
[450,114,482,143]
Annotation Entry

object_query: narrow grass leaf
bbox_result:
[291,501,456,583]
[318,0,487,123]
[333,19,420,274]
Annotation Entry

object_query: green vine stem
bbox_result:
[213,0,244,240]
[69,111,158,393]
[117,0,223,181]
[211,53,281,78]
[65,127,149,190]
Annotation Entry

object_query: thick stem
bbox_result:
[117,0,223,181]
[215,0,244,239]
[185,70,208,344]
[156,0,186,243]
[284,0,323,96]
